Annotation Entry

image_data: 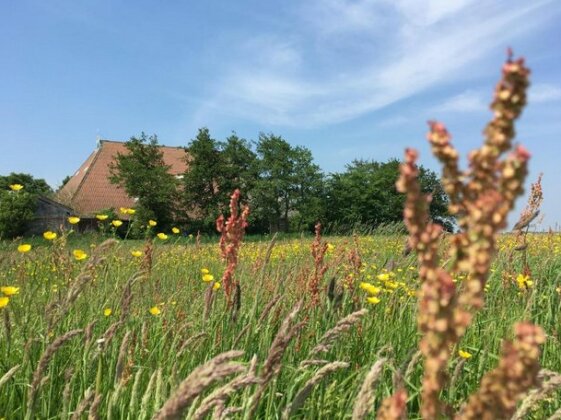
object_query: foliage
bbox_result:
[58,175,72,190]
[0,173,53,196]
[0,173,52,238]
[325,159,451,231]
[0,189,37,238]
[253,133,324,233]
[182,128,225,229]
[109,133,180,232]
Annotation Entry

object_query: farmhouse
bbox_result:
[57,140,187,217]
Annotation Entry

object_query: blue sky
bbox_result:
[1,0,561,228]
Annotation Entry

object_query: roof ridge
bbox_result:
[100,139,186,150]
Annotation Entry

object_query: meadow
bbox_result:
[2,53,561,419]
[1,227,560,419]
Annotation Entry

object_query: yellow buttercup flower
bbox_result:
[148,220,157,227]
[9,184,23,191]
[212,282,221,291]
[43,231,57,240]
[1,286,19,296]
[327,243,335,252]
[367,296,381,304]
[172,227,180,234]
[111,220,123,227]
[73,249,88,261]
[0,297,9,308]
[131,250,143,258]
[103,308,112,317]
[202,274,214,282]
[157,233,168,240]
[516,274,533,290]
[377,273,390,282]
[458,350,472,359]
[119,207,128,214]
[127,208,136,215]
[360,282,381,295]
[68,216,80,224]
[96,214,108,221]
[200,268,210,274]
[17,244,32,253]
[149,306,161,316]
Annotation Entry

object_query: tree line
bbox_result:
[109,129,452,235]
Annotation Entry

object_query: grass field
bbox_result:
[1,229,560,419]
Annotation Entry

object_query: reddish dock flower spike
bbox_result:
[216,189,250,306]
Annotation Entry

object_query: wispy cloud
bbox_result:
[197,0,560,127]
[429,91,487,114]
[530,83,561,103]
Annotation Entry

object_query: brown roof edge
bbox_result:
[99,139,187,150]
[71,142,103,209]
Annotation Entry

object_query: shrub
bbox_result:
[0,189,36,238]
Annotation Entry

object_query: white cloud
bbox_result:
[377,115,411,127]
[197,0,560,127]
[429,91,487,114]
[530,83,561,103]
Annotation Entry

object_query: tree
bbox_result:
[182,128,225,228]
[289,146,325,231]
[253,133,324,233]
[58,175,72,190]
[0,173,53,196]
[325,159,451,231]
[109,133,180,231]
[220,133,258,203]
[0,173,52,238]
[0,189,36,238]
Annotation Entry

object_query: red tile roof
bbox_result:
[57,140,187,216]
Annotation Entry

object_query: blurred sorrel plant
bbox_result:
[513,173,544,273]
[216,189,250,308]
[391,51,546,418]
[309,222,328,307]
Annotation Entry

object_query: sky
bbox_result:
[1,0,561,228]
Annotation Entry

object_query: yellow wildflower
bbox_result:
[127,208,136,215]
[104,308,112,317]
[1,286,19,296]
[201,268,210,274]
[458,350,472,359]
[377,273,390,282]
[213,282,221,291]
[43,231,57,240]
[73,249,88,261]
[148,220,157,227]
[359,282,381,295]
[119,207,128,214]
[0,297,9,308]
[68,216,80,224]
[367,296,381,304]
[9,184,23,191]
[17,244,32,253]
[149,306,161,316]
[327,243,335,252]
[516,274,533,290]
[157,233,168,240]
[202,274,214,282]
[96,214,108,221]
[131,250,143,258]
[111,220,123,227]
[172,227,180,234]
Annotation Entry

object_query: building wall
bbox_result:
[26,197,73,235]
